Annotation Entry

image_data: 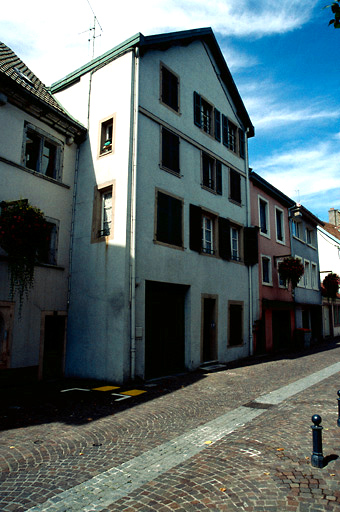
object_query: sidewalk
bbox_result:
[1,339,340,511]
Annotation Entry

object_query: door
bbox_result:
[272,309,291,351]
[41,314,66,379]
[145,282,186,380]
[323,305,331,337]
[202,297,217,363]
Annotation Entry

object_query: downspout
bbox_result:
[67,144,80,309]
[129,47,139,380]
[245,128,254,356]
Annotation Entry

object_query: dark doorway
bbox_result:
[202,297,217,363]
[145,282,187,380]
[42,315,66,379]
[272,310,291,351]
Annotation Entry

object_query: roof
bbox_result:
[290,203,324,228]
[0,42,86,140]
[50,28,254,137]
[322,222,340,241]
[249,171,295,207]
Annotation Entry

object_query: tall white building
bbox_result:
[51,28,257,383]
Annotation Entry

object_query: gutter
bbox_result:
[129,47,140,380]
[245,128,254,356]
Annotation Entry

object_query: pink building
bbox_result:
[250,172,295,353]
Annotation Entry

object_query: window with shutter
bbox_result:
[160,64,179,112]
[161,128,180,174]
[156,191,183,248]
[229,169,241,204]
[202,152,222,195]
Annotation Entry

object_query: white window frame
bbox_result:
[261,254,272,286]
[258,196,270,238]
[304,259,311,289]
[98,114,115,157]
[230,226,240,261]
[202,214,214,255]
[292,219,302,240]
[295,255,304,287]
[275,206,285,244]
[311,262,319,290]
[277,258,288,288]
[306,227,315,248]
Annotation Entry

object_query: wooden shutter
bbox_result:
[216,161,222,195]
[162,128,180,173]
[218,216,231,260]
[239,129,245,159]
[194,92,201,127]
[244,226,259,266]
[222,114,229,148]
[189,204,202,252]
[230,169,241,203]
[214,108,221,142]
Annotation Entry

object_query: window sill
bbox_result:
[159,165,182,178]
[260,231,271,239]
[153,239,184,251]
[201,185,218,195]
[0,155,69,189]
[262,282,273,287]
[228,197,242,207]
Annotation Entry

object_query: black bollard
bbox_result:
[311,414,324,468]
[337,390,340,427]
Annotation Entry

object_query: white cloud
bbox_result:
[1,0,320,84]
[253,141,340,201]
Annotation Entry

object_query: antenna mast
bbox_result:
[80,0,103,59]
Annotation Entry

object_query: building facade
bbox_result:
[289,204,323,344]
[249,171,295,353]
[52,28,258,382]
[0,43,86,380]
[317,208,340,337]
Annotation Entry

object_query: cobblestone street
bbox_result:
[1,339,340,511]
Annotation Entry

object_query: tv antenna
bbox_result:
[79,0,103,59]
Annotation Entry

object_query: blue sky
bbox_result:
[1,0,339,222]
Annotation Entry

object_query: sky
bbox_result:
[1,0,339,222]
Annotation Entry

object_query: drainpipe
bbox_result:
[67,144,81,309]
[129,47,139,380]
[245,128,254,356]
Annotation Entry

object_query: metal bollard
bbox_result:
[338,390,340,427]
[311,414,324,468]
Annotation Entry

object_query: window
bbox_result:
[37,220,58,265]
[306,227,314,246]
[228,302,243,347]
[222,115,237,153]
[334,305,340,326]
[292,219,301,239]
[202,215,214,254]
[155,190,183,248]
[99,115,115,156]
[304,260,311,288]
[190,205,217,256]
[23,123,62,180]
[277,259,287,288]
[91,181,115,243]
[194,92,216,138]
[275,207,284,243]
[229,169,241,204]
[259,198,269,237]
[230,226,240,261]
[161,128,180,174]
[311,263,318,290]
[160,64,179,112]
[202,153,222,194]
[295,256,304,287]
[261,255,272,285]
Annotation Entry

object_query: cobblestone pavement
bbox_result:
[1,339,340,511]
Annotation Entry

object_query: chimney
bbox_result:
[329,208,340,226]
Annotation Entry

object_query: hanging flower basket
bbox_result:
[322,273,340,299]
[278,257,304,288]
[0,199,50,315]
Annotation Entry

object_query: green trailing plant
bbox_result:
[325,1,340,28]
[322,272,340,299]
[278,257,305,289]
[0,199,50,315]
